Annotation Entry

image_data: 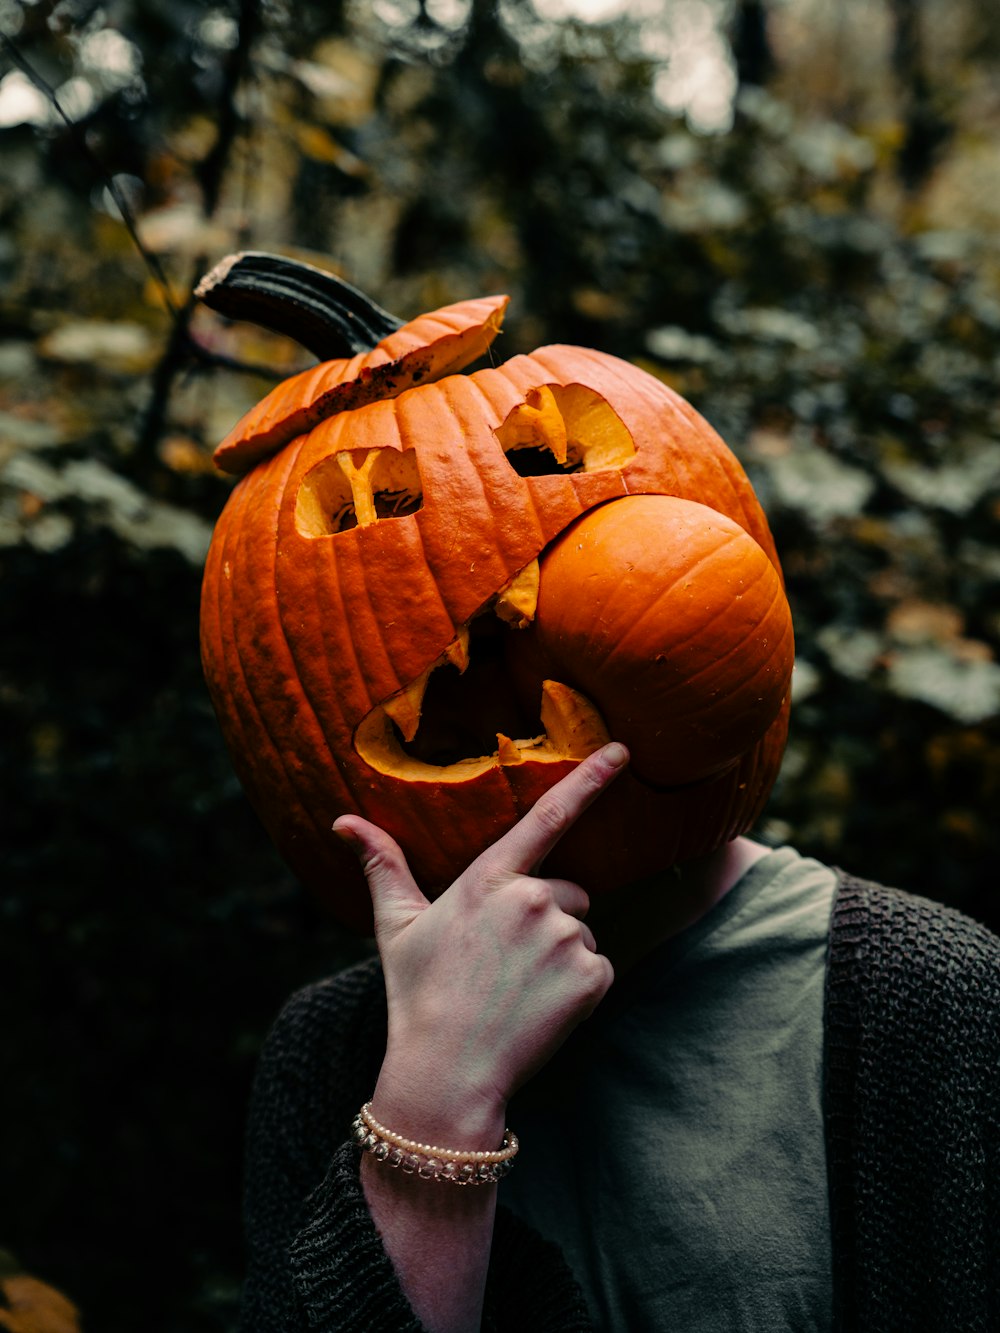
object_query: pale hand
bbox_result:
[334,741,627,1146]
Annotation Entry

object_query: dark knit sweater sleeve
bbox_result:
[239,957,594,1332]
[825,876,1000,1333]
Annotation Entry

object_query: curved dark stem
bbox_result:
[195,252,405,359]
[138,299,288,457]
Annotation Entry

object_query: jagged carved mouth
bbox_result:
[354,584,610,782]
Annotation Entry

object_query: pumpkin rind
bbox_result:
[526,495,794,787]
[200,328,793,932]
[212,295,509,475]
[0,1274,82,1333]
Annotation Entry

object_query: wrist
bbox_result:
[371,1061,508,1153]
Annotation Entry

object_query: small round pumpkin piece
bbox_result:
[524,495,794,788]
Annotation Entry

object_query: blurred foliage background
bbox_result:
[2,0,999,1326]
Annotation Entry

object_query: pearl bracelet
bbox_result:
[352,1102,519,1185]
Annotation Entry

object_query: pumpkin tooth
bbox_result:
[380,627,468,743]
[496,733,523,766]
[497,385,569,464]
[443,626,471,673]
[494,560,540,629]
[381,672,430,744]
[540,679,611,759]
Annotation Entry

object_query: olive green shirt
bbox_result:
[501,845,836,1332]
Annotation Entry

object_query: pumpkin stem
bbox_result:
[195,251,405,360]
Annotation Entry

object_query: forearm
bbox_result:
[361,1076,508,1333]
[339,747,625,1331]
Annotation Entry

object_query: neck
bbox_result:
[590,835,771,977]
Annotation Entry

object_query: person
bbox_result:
[240,742,1000,1332]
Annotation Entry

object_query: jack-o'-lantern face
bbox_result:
[199,255,793,932]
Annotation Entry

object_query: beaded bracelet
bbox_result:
[352,1102,519,1185]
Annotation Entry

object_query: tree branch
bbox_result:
[137,0,264,459]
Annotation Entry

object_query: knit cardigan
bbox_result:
[240,875,1000,1332]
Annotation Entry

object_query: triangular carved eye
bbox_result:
[495,384,636,477]
[296,447,423,537]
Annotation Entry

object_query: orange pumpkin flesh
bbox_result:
[199,257,793,932]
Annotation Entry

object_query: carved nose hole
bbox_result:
[495,383,637,478]
[296,447,424,537]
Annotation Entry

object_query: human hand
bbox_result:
[334,742,627,1148]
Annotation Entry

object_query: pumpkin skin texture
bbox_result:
[0,1273,82,1333]
[522,495,794,788]
[200,286,793,933]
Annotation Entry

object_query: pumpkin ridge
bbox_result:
[360,512,457,700]
[229,546,344,839]
[235,451,349,836]
[525,345,713,510]
[464,368,623,559]
[320,517,377,716]
[324,408,423,694]
[470,388,567,587]
[593,346,768,558]
[699,431,769,560]
[663,403,749,545]
[725,720,773,827]
[355,534,425,709]
[212,483,336,849]
[655,571,783,706]
[600,526,747,661]
[412,380,525,618]
[645,614,771,716]
[467,372,554,551]
[205,482,283,791]
[406,508,464,683]
[738,698,790,825]
[329,528,404,710]
[201,504,252,759]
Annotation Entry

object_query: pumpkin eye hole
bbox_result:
[496,383,636,477]
[296,447,423,537]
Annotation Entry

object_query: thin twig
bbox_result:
[0,33,182,322]
[2,14,273,457]
[184,335,287,382]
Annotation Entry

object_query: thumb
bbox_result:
[334,815,429,939]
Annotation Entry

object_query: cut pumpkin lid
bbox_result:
[196,252,509,476]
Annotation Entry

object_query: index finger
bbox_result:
[480,741,629,878]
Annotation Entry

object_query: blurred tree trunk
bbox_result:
[889,0,951,189]
[732,0,775,89]
[137,0,262,459]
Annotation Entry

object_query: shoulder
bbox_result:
[825,873,1000,1104]
[824,878,1000,1328]
[829,873,1000,1007]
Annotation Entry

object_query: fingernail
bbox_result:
[603,741,628,769]
[333,821,361,851]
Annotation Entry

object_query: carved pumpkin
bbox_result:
[198,254,793,932]
[0,1252,81,1333]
